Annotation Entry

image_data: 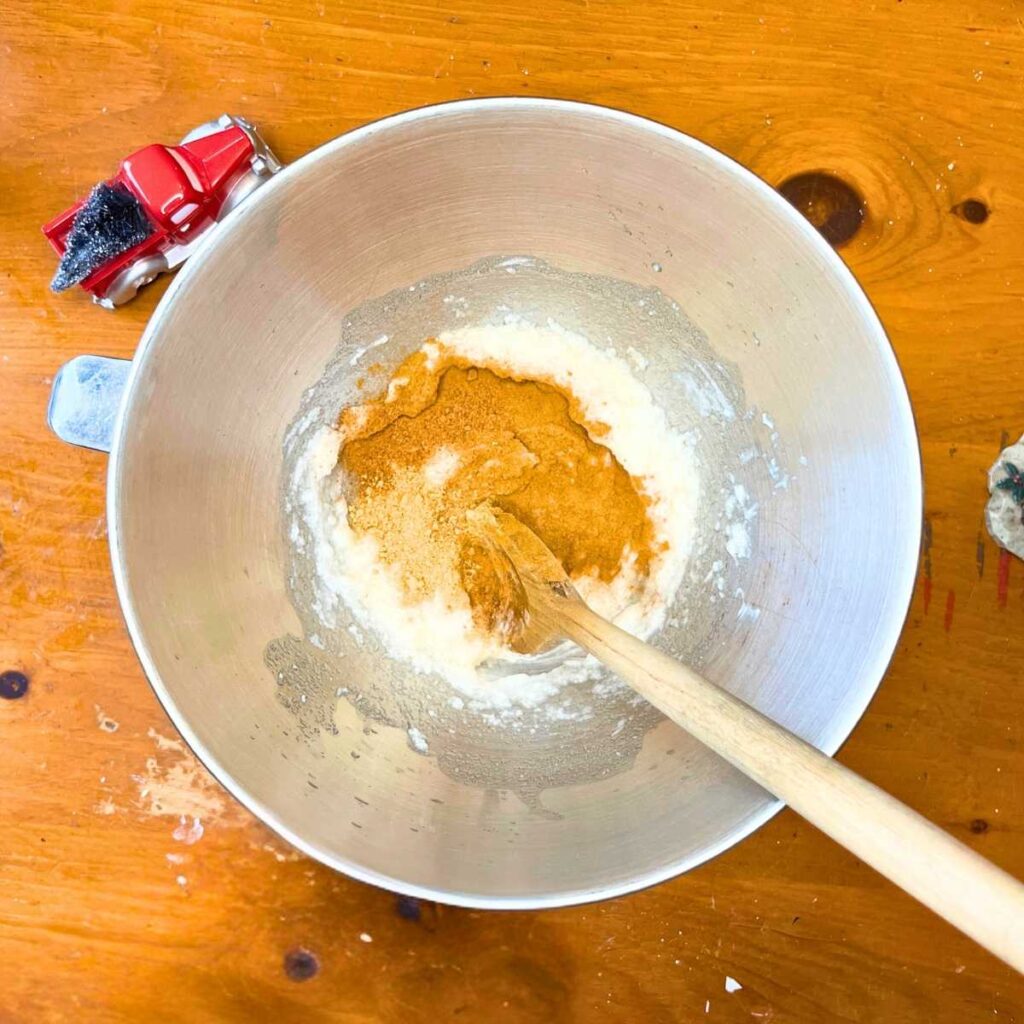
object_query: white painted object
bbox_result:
[986,433,1024,560]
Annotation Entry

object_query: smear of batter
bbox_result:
[300,319,700,698]
[340,347,661,642]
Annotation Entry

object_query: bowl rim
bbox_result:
[107,96,923,909]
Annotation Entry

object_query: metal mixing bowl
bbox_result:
[56,99,921,907]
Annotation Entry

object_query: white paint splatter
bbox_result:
[256,842,303,863]
[725,976,742,993]
[172,815,205,845]
[359,932,373,943]
[95,705,119,733]
[134,754,230,823]
[147,727,185,753]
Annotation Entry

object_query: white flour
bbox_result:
[297,319,701,708]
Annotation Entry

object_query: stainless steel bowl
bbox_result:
[52,99,921,907]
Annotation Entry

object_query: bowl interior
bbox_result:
[111,100,920,906]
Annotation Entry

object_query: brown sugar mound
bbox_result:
[337,342,658,640]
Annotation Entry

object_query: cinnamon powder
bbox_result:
[337,342,658,639]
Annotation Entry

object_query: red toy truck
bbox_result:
[43,114,280,307]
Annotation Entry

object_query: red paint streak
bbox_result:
[943,589,956,632]
[997,549,1011,608]
[923,576,933,614]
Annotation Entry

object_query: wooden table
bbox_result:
[3,1,1023,1019]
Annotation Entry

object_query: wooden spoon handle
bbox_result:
[556,597,1024,974]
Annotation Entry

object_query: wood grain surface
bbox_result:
[2,1,1023,1020]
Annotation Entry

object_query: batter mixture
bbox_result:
[301,319,700,698]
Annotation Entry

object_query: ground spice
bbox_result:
[338,342,658,638]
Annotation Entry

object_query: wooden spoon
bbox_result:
[471,507,1024,974]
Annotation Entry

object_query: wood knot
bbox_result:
[0,670,29,700]
[952,198,989,224]
[969,818,989,834]
[778,172,865,246]
[283,947,320,981]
